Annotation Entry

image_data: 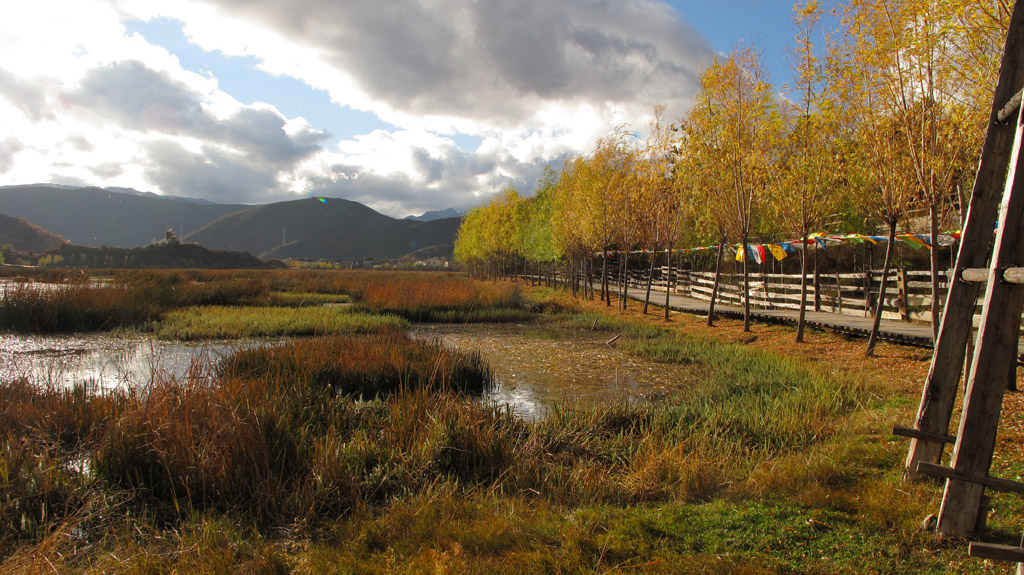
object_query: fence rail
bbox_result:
[580,263,976,325]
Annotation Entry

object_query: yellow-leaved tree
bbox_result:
[686,47,783,331]
[776,0,847,342]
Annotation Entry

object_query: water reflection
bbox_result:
[0,333,246,391]
[0,277,112,297]
[411,323,689,419]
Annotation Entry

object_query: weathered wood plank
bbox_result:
[961,267,1024,284]
[906,0,1024,487]
[938,73,1024,535]
[918,462,1024,494]
[969,541,1024,563]
[892,425,956,444]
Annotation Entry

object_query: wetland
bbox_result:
[0,323,691,419]
[1,268,1016,574]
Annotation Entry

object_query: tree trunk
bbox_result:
[569,258,576,298]
[621,251,630,310]
[643,251,656,314]
[866,222,898,357]
[708,242,725,327]
[602,250,610,306]
[796,234,809,343]
[664,249,672,321]
[591,258,597,299]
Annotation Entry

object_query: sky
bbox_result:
[0,0,836,218]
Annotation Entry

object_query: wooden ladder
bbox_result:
[891,0,1024,565]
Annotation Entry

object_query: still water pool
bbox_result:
[0,324,689,417]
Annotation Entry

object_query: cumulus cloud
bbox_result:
[172,0,713,131]
[53,59,329,201]
[65,60,327,163]
[143,139,287,204]
[0,68,57,123]
[0,0,715,216]
[297,134,567,217]
[0,138,24,173]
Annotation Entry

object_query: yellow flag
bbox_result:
[768,244,788,261]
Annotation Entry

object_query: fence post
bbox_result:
[813,259,822,312]
[864,271,872,317]
[837,270,843,314]
[898,268,910,321]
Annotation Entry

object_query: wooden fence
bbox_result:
[604,262,956,324]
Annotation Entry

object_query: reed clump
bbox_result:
[0,282,151,332]
[87,333,502,525]
[0,269,529,333]
[352,272,527,322]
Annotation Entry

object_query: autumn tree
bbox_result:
[833,0,1006,344]
[680,84,732,327]
[520,167,563,285]
[776,0,847,342]
[687,47,782,331]
[830,10,920,357]
[636,106,684,316]
[453,186,524,279]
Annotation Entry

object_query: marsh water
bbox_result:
[0,324,689,417]
[0,333,252,391]
[411,324,689,417]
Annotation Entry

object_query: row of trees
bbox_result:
[454,0,1011,353]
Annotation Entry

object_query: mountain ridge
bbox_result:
[0,185,461,262]
[185,197,461,261]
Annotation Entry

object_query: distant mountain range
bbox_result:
[0,185,463,261]
[185,197,462,260]
[0,185,243,247]
[405,207,463,221]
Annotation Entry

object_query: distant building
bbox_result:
[415,257,448,268]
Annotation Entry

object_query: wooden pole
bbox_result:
[742,239,751,332]
[664,250,672,321]
[836,269,843,315]
[813,244,821,312]
[897,268,910,322]
[864,270,872,318]
[905,0,1024,482]
[937,102,1024,536]
[797,236,809,342]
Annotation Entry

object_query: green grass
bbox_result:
[266,291,352,306]
[152,305,407,339]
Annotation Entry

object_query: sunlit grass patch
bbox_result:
[153,305,407,339]
[266,291,351,306]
